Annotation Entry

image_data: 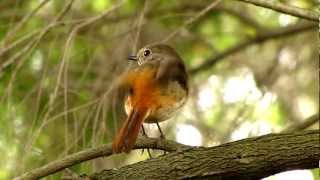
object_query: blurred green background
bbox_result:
[0,0,318,179]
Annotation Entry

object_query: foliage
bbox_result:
[0,0,318,179]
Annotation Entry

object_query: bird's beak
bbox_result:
[128,55,137,61]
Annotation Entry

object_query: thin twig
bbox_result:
[283,114,319,132]
[132,0,151,53]
[0,0,51,46]
[0,0,77,78]
[22,0,76,156]
[0,19,86,58]
[235,0,319,22]
[162,0,221,42]
[190,22,316,74]
[23,0,125,157]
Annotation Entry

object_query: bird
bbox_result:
[112,43,189,153]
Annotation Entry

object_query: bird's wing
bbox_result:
[111,70,133,137]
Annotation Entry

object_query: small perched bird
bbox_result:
[112,44,189,153]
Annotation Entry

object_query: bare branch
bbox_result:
[283,114,319,132]
[162,0,221,42]
[190,22,317,74]
[14,137,189,180]
[23,0,126,160]
[0,0,51,45]
[132,0,151,53]
[235,0,319,22]
[0,0,76,77]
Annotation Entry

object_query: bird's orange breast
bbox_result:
[123,67,161,113]
[131,68,160,109]
[123,66,187,123]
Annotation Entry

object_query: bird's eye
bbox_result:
[143,49,151,56]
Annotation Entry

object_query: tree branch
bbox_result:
[16,131,319,180]
[234,0,319,22]
[283,114,319,132]
[87,130,319,180]
[190,22,316,74]
[162,0,221,42]
[14,137,189,180]
[0,0,51,45]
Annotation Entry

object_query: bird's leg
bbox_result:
[141,124,152,158]
[155,121,167,155]
[156,121,165,139]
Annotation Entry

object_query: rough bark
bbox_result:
[15,137,189,180]
[88,130,319,180]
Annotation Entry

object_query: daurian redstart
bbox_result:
[112,44,188,153]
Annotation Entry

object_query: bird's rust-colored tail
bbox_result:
[112,67,158,153]
[112,108,149,153]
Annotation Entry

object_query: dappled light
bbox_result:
[0,0,318,179]
[176,124,202,146]
[263,170,314,180]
